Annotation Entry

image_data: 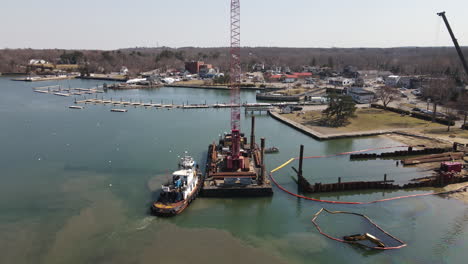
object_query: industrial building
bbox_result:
[184,61,213,74]
[347,87,376,104]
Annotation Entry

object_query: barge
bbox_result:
[201,116,273,197]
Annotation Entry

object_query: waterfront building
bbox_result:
[347,87,376,104]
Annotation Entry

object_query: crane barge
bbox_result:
[201,0,273,197]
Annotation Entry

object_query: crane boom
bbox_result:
[228,0,242,170]
[437,11,468,79]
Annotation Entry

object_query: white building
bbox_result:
[347,87,375,104]
[120,66,129,75]
[29,59,48,65]
[252,63,265,72]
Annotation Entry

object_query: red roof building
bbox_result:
[293,72,313,78]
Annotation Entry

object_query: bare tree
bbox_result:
[422,78,455,122]
[376,86,400,109]
[455,93,468,129]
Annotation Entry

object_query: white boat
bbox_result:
[68,106,84,109]
[111,109,128,112]
[151,155,201,216]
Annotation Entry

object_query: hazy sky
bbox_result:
[1,0,467,49]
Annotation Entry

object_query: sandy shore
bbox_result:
[382,134,467,203]
[443,182,468,204]
[383,133,451,148]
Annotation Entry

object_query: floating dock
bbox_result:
[12,75,77,82]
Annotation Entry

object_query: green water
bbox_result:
[0,77,467,264]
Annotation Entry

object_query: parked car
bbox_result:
[411,90,422,96]
[412,107,422,112]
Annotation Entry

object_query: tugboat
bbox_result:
[151,155,202,216]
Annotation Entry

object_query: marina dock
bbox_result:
[12,75,77,82]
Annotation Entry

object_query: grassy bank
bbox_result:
[283,108,468,143]
[284,108,443,133]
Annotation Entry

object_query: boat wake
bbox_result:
[135,217,155,230]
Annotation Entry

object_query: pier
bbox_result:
[33,86,105,96]
[12,75,77,82]
[32,86,315,111]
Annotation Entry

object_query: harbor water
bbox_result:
[0,77,467,264]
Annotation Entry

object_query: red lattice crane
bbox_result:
[227,0,243,170]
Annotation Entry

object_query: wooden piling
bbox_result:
[250,116,256,153]
[260,138,265,183]
[299,145,304,178]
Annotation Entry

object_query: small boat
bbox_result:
[68,106,84,109]
[151,155,202,216]
[111,109,128,112]
[265,146,279,154]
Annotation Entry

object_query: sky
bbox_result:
[0,0,467,50]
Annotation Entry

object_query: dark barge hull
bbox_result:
[151,200,188,217]
[201,185,273,197]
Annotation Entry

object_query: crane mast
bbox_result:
[228,0,243,170]
[437,11,468,79]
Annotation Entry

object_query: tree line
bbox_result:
[0,47,467,77]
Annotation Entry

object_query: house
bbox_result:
[268,74,283,81]
[120,66,129,75]
[302,65,318,73]
[283,75,297,83]
[328,77,354,86]
[293,72,313,79]
[385,75,401,87]
[357,70,379,80]
[342,65,359,78]
[29,59,48,65]
[252,63,265,72]
[199,67,217,78]
[398,76,425,89]
[347,87,375,104]
[280,105,293,114]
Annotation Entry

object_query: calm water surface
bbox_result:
[0,77,467,263]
